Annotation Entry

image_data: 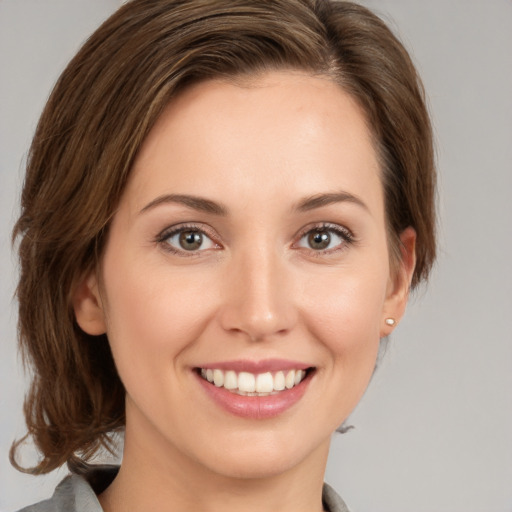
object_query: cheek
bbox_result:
[300,271,386,419]
[101,254,218,370]
[298,256,389,408]
[299,260,389,348]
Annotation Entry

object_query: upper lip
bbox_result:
[195,359,312,373]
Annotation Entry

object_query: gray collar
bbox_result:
[19,466,350,512]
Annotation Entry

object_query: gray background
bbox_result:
[1,1,511,511]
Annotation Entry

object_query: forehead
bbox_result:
[125,71,382,216]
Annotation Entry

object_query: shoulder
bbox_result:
[322,482,352,512]
[16,466,118,512]
[17,475,81,512]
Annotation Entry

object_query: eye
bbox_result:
[297,224,353,253]
[158,225,218,254]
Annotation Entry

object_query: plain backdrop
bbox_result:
[1,1,511,511]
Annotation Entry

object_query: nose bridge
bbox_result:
[219,240,296,341]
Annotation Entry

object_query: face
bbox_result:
[75,71,414,481]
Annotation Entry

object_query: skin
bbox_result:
[74,71,415,512]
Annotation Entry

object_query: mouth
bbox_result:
[196,367,312,396]
[194,361,315,419]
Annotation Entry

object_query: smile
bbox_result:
[199,368,308,396]
[195,361,314,419]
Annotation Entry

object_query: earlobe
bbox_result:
[72,271,107,335]
[381,227,417,337]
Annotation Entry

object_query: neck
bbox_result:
[99,421,330,512]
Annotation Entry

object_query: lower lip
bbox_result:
[196,371,312,419]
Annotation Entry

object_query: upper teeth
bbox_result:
[200,368,307,395]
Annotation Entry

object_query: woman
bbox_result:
[11,1,435,511]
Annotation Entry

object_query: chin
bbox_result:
[190,429,330,481]
[202,452,303,481]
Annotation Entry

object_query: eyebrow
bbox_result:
[140,191,368,216]
[140,194,227,216]
[295,191,369,213]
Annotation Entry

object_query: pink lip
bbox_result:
[195,366,313,420]
[197,358,311,373]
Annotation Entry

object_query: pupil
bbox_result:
[308,230,330,250]
[179,231,202,250]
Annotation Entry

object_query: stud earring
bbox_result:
[385,318,396,326]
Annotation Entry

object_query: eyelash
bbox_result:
[155,222,355,257]
[156,223,220,257]
[294,222,355,256]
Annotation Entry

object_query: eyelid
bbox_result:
[156,222,222,255]
[293,222,355,253]
[154,221,355,256]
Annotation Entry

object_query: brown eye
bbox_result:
[179,230,203,250]
[307,230,331,250]
[297,224,352,253]
[161,227,217,254]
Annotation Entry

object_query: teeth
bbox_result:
[256,372,273,393]
[274,371,285,391]
[238,372,256,392]
[199,367,309,395]
[224,370,237,390]
[213,369,224,387]
[285,370,295,389]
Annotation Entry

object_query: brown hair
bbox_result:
[11,0,436,474]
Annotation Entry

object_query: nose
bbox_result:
[218,245,298,342]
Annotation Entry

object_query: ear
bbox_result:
[381,227,416,337]
[72,271,107,335]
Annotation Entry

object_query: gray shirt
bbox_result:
[17,466,351,512]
